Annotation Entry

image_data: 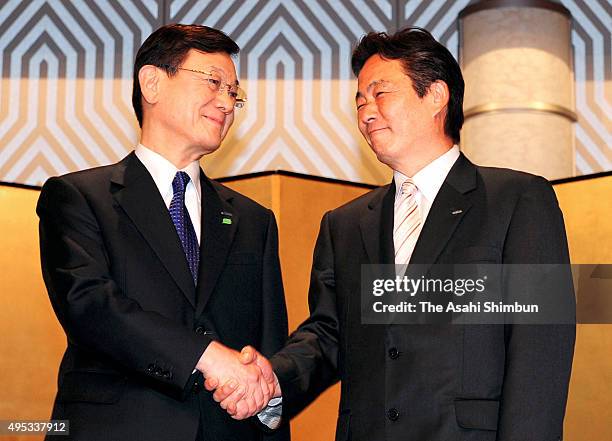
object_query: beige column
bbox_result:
[459,0,575,180]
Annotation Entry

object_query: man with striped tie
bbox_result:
[211,27,575,441]
[37,24,289,441]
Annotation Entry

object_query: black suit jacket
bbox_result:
[37,152,290,441]
[271,154,575,441]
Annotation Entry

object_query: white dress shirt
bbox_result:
[135,144,202,243]
[393,145,460,261]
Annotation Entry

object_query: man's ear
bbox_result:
[428,80,450,117]
[138,65,161,104]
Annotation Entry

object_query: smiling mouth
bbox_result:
[204,115,224,126]
[368,127,387,136]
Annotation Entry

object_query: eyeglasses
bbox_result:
[176,67,247,108]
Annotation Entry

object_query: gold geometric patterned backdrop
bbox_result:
[0,0,610,186]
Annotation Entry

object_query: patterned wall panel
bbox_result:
[0,0,609,186]
[169,0,395,183]
[562,0,611,174]
[400,0,473,59]
[0,0,161,185]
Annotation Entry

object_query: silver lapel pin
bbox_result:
[451,209,463,215]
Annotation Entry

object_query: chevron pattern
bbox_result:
[562,0,611,174]
[400,0,473,60]
[0,0,162,184]
[0,0,609,186]
[172,0,394,183]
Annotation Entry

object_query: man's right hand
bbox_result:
[196,341,275,417]
[204,345,281,419]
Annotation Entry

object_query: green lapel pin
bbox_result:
[221,211,233,225]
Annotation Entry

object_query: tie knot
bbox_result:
[172,171,190,195]
[401,179,417,198]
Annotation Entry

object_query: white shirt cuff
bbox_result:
[257,397,282,429]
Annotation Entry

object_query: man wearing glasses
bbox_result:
[37,24,289,441]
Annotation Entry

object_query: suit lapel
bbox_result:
[195,173,238,317]
[358,185,395,351]
[360,184,396,265]
[111,153,197,307]
[410,153,477,267]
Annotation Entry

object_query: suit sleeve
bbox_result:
[254,211,291,438]
[270,211,340,419]
[37,177,212,398]
[259,210,289,359]
[497,176,576,441]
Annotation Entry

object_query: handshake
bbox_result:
[197,341,281,420]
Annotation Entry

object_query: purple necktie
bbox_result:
[169,171,199,284]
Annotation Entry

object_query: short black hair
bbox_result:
[132,24,239,127]
[351,27,464,143]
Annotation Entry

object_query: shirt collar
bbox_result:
[394,145,460,204]
[135,143,201,202]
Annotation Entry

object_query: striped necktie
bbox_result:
[169,171,199,284]
[394,179,421,265]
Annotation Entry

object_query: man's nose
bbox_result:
[359,102,377,125]
[215,91,235,114]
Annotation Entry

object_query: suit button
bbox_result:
[193,379,201,393]
[195,326,205,334]
[146,364,155,373]
[154,367,162,376]
[388,347,399,359]
[387,408,399,421]
[163,371,172,379]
